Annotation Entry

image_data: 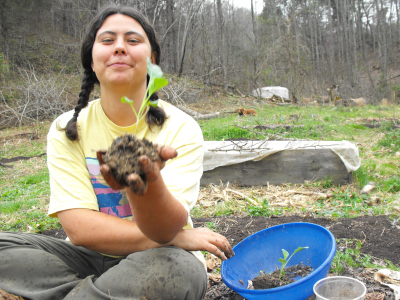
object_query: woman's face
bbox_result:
[91,14,153,89]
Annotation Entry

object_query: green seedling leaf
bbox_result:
[148,99,159,108]
[278,246,309,280]
[147,57,168,97]
[293,246,309,254]
[120,57,168,134]
[278,258,286,264]
[148,77,168,97]
[282,249,289,260]
[147,57,163,79]
[121,96,133,104]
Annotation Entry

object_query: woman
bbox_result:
[0,5,233,300]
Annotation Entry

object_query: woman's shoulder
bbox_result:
[48,100,99,139]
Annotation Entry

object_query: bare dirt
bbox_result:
[41,215,400,300]
[100,134,159,187]
[252,264,314,289]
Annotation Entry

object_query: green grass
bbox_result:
[247,199,273,217]
[331,238,400,274]
[0,167,61,232]
[382,176,400,193]
[377,128,400,152]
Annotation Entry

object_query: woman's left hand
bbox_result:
[169,228,235,261]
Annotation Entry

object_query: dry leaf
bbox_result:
[361,182,376,194]
[365,292,385,300]
[208,273,222,282]
[206,253,221,272]
[374,269,400,300]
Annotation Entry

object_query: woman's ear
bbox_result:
[151,52,157,64]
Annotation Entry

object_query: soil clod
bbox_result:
[101,134,159,187]
[251,264,314,289]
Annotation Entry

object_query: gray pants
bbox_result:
[0,232,207,300]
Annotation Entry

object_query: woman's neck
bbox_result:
[100,84,147,127]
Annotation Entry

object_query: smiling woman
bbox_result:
[0,4,234,300]
[91,14,152,112]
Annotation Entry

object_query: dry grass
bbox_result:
[195,181,400,219]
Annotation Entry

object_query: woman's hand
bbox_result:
[169,228,235,261]
[97,144,177,195]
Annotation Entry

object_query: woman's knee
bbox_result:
[96,246,207,300]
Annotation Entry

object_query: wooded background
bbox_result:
[1,0,400,106]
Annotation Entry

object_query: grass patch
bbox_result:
[331,238,400,274]
[0,160,61,233]
[377,129,400,153]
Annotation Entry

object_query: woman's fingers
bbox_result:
[158,145,178,162]
[206,230,235,260]
[204,243,227,261]
[97,145,178,194]
[97,151,125,190]
[139,155,160,182]
[127,173,147,195]
[196,228,235,261]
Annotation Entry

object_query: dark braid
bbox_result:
[146,73,167,130]
[61,69,97,141]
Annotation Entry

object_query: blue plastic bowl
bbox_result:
[221,222,336,300]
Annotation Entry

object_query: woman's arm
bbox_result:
[98,145,188,245]
[58,208,162,255]
[58,208,234,260]
[125,171,188,245]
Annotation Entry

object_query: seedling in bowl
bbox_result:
[279,246,309,279]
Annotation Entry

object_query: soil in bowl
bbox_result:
[101,134,159,186]
[251,264,314,289]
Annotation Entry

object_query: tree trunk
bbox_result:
[216,0,227,91]
[0,0,10,60]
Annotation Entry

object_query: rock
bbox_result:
[350,97,367,106]
[361,182,376,194]
[252,86,289,99]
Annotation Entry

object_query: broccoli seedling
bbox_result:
[278,246,309,279]
[121,58,168,134]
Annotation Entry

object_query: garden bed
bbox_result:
[42,215,399,300]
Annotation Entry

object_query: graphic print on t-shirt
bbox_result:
[86,158,132,218]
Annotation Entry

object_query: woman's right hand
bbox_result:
[169,228,235,261]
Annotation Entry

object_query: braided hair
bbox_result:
[61,5,166,141]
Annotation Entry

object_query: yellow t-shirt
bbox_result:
[47,99,205,267]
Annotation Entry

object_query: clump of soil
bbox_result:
[101,134,159,186]
[251,264,313,290]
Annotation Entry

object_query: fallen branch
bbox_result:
[282,190,333,199]
[193,112,220,120]
[225,188,259,206]
[177,104,202,117]
[177,104,220,120]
